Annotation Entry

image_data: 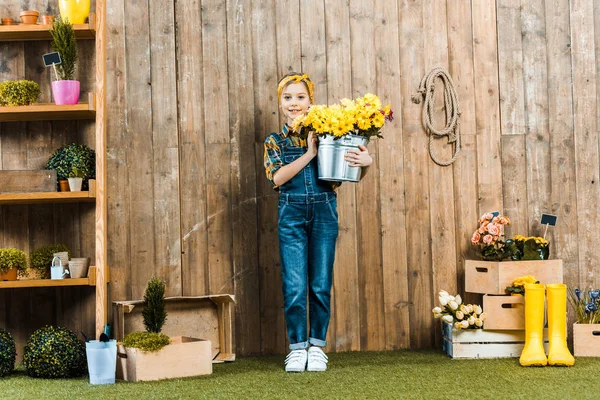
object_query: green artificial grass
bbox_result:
[1,350,598,399]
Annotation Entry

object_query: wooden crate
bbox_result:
[116,336,212,381]
[465,259,563,294]
[483,294,524,330]
[113,294,235,362]
[442,322,548,359]
[0,170,56,193]
[573,323,600,357]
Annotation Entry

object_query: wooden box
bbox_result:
[113,294,235,363]
[117,336,212,381]
[573,323,600,357]
[0,170,56,193]
[465,259,563,294]
[483,294,524,330]
[442,322,548,359]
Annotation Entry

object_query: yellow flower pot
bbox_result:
[59,0,90,24]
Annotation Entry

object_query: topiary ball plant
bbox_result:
[0,80,41,106]
[0,328,16,377]
[23,326,86,378]
[29,244,70,279]
[0,248,28,277]
[46,143,95,190]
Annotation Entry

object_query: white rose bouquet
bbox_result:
[432,290,486,330]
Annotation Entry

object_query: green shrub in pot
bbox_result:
[0,80,40,106]
[0,248,28,277]
[29,244,70,279]
[46,143,95,190]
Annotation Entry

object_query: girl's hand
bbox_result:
[345,145,373,167]
[307,131,318,158]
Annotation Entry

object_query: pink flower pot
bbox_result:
[51,80,80,105]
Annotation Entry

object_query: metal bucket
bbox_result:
[318,134,368,182]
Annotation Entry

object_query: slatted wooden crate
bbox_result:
[442,322,548,359]
[112,294,235,363]
[465,259,563,294]
[482,294,524,330]
[573,323,600,357]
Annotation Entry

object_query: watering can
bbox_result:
[50,256,70,280]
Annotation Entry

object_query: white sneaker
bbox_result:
[285,349,307,372]
[307,346,328,372]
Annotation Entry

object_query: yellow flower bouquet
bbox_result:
[505,275,539,296]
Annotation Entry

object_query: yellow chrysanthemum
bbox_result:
[512,275,539,287]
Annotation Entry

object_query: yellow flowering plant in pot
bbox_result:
[506,275,539,296]
[292,93,393,182]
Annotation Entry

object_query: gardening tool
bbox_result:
[50,256,70,280]
[547,284,575,366]
[520,283,547,366]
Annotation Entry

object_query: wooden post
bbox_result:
[95,0,108,339]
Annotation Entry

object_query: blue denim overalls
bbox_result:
[275,132,339,350]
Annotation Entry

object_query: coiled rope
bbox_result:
[411,67,461,166]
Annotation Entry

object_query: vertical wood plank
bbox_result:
[472,0,503,216]
[521,0,551,236]
[124,0,155,299]
[374,0,409,350]
[570,0,600,289]
[253,0,286,354]
[202,0,233,295]
[398,0,433,349]
[496,0,528,237]
[324,0,360,352]
[447,0,480,305]
[226,0,261,355]
[349,0,385,352]
[422,0,456,346]
[177,0,209,297]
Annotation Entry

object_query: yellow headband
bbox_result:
[277,74,314,104]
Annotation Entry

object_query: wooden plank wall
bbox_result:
[1,0,599,356]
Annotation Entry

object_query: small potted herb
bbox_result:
[0,80,40,106]
[67,166,85,192]
[0,248,27,281]
[49,17,79,105]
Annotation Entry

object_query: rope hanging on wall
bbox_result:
[411,67,461,166]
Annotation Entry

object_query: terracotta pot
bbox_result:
[19,10,39,24]
[59,179,70,192]
[0,268,18,281]
[1,18,14,25]
[41,15,55,25]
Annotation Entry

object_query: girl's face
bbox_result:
[279,82,311,126]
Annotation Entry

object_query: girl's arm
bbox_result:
[273,132,318,187]
[345,145,373,180]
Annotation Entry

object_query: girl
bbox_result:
[264,73,373,372]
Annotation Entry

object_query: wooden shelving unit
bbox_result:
[0,94,95,122]
[0,13,96,41]
[0,4,108,339]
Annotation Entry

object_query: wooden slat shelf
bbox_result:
[0,277,93,288]
[0,191,95,205]
[0,13,96,42]
[0,95,96,122]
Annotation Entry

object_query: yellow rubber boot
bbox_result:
[547,284,575,366]
[520,284,547,366]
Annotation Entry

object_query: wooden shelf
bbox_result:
[0,277,93,288]
[0,191,95,205]
[0,13,96,42]
[0,94,96,122]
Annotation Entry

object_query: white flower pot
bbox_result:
[68,177,83,191]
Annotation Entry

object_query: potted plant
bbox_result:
[117,276,212,381]
[58,0,90,24]
[46,143,95,191]
[569,288,600,356]
[29,244,70,279]
[292,93,393,182]
[67,166,85,191]
[0,248,27,281]
[49,17,79,105]
[505,275,539,296]
[0,80,40,106]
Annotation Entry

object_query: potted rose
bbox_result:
[471,213,512,261]
[49,17,80,105]
[292,93,393,182]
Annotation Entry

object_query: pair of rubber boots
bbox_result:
[520,283,574,367]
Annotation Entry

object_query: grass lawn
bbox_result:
[1,350,597,399]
